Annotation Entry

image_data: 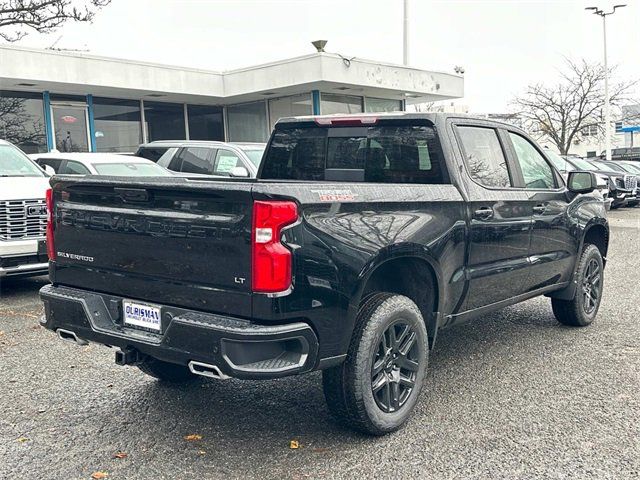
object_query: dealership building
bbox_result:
[0,44,463,154]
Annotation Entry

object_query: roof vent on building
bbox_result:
[312,40,328,53]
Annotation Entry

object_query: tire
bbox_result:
[137,357,200,383]
[322,293,429,436]
[552,244,604,327]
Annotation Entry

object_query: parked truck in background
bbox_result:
[40,113,609,435]
[0,140,50,279]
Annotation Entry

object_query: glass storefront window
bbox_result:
[268,94,312,129]
[227,101,268,142]
[365,97,403,113]
[0,91,47,153]
[320,93,363,115]
[52,104,90,152]
[144,101,185,141]
[93,98,142,152]
[187,105,224,141]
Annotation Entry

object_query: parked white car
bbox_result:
[0,140,51,279]
[29,152,173,177]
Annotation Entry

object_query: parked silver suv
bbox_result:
[134,141,266,178]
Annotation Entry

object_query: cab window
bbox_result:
[59,160,91,175]
[213,150,242,175]
[37,158,63,173]
[457,126,512,188]
[508,133,556,189]
[171,147,213,174]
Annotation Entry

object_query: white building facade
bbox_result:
[0,45,464,153]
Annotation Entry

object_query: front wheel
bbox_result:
[552,244,604,327]
[322,293,429,436]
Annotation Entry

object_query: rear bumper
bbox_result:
[40,284,319,380]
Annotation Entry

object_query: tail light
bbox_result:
[45,188,56,261]
[252,200,298,293]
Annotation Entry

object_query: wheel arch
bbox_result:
[582,221,609,264]
[548,218,609,301]
[353,251,443,348]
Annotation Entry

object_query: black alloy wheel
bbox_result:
[582,258,602,315]
[552,243,604,327]
[371,321,419,413]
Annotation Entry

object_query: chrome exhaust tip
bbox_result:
[56,328,89,346]
[188,361,230,380]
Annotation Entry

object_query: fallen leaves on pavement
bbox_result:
[290,440,300,449]
[112,452,128,459]
[16,437,29,443]
[91,472,109,479]
[184,434,202,441]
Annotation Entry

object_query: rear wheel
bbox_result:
[322,293,429,436]
[137,357,200,383]
[552,244,604,327]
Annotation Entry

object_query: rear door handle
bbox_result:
[473,207,494,220]
[533,204,547,214]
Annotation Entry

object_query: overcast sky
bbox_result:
[15,0,640,112]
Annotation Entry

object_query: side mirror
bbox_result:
[567,171,597,194]
[43,165,56,176]
[228,166,249,178]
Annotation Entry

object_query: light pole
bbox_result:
[586,4,626,161]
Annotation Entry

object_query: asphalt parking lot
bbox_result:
[1,209,639,480]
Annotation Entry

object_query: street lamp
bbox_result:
[585,4,626,161]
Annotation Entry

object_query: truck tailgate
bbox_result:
[50,177,253,316]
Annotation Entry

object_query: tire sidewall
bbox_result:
[354,297,428,433]
[575,245,604,324]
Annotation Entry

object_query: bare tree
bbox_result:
[0,0,110,42]
[511,59,636,155]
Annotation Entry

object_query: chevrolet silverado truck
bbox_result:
[0,140,51,279]
[40,113,609,435]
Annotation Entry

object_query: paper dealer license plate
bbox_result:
[123,300,162,332]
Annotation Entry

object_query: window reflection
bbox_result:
[0,91,47,153]
[458,126,511,188]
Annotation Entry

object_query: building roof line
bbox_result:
[0,44,463,80]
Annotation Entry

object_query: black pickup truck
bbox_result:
[40,113,609,435]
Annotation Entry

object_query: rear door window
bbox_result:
[260,125,447,184]
[59,160,91,175]
[170,147,214,174]
[457,126,512,188]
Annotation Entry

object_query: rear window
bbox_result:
[260,125,447,184]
